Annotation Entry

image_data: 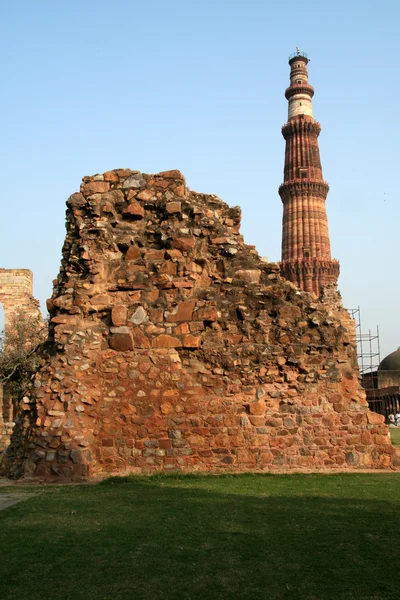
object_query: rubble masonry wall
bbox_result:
[2,169,397,481]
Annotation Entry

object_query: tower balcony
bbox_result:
[288,51,309,64]
[278,180,329,201]
[285,83,314,100]
[281,118,321,139]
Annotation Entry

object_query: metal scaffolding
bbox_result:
[348,307,380,379]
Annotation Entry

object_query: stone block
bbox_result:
[152,335,182,348]
[183,335,201,348]
[131,307,147,325]
[82,181,110,196]
[172,237,195,252]
[166,201,182,214]
[109,331,134,351]
[234,269,261,284]
[111,305,127,326]
[166,300,196,322]
[126,246,141,260]
[123,174,145,189]
[137,189,155,201]
[249,401,265,415]
[122,202,145,219]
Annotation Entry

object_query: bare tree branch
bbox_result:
[0,310,46,400]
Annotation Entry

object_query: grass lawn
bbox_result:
[390,427,400,446]
[1,473,400,600]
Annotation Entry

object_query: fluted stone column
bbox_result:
[279,51,339,295]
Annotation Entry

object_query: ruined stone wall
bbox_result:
[0,269,40,331]
[0,269,42,452]
[3,169,398,481]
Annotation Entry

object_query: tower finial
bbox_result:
[296,46,300,55]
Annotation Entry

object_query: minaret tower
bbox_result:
[279,49,339,295]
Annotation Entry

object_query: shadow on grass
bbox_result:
[1,474,399,600]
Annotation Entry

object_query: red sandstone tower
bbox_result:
[279,50,339,295]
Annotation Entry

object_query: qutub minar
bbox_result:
[279,49,340,295]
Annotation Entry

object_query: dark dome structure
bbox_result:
[379,347,400,371]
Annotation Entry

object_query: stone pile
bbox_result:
[2,169,397,480]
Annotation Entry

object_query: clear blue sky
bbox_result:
[0,0,398,362]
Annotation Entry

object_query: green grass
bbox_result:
[390,427,400,446]
[1,473,400,600]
